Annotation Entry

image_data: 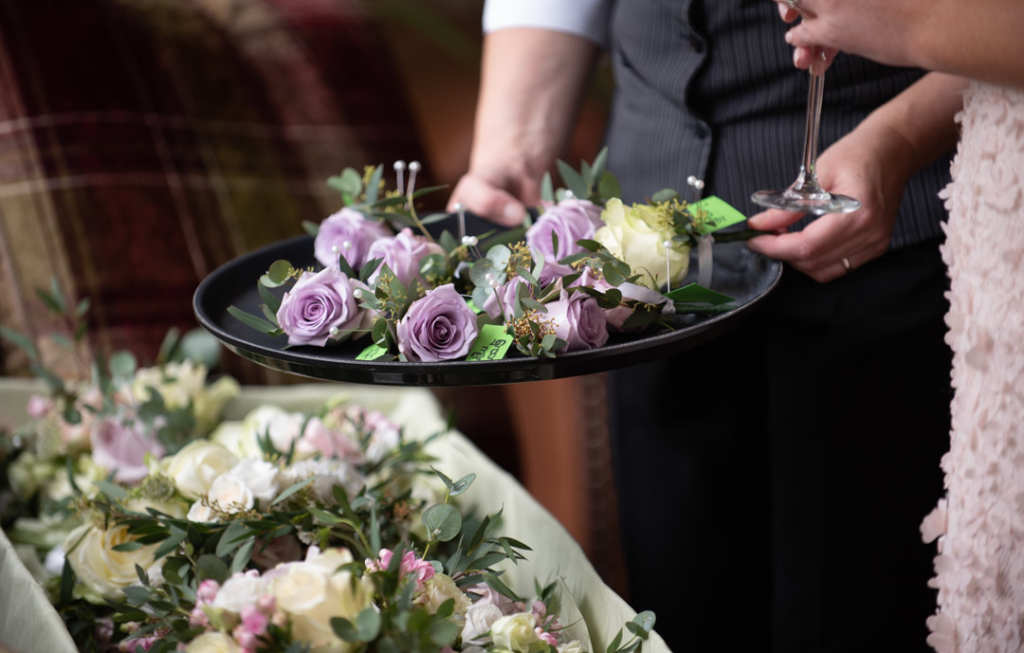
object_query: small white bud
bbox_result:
[461,235,478,247]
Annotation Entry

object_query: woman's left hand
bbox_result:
[745,119,913,283]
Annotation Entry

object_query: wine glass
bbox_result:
[751,48,860,215]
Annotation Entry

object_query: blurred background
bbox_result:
[0,0,628,592]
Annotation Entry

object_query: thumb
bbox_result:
[447,174,527,227]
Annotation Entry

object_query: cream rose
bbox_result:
[462,599,504,645]
[207,475,255,514]
[210,422,261,460]
[185,632,242,653]
[241,406,305,456]
[213,569,271,614]
[270,547,373,652]
[63,524,162,603]
[416,573,470,615]
[163,441,239,500]
[559,641,585,653]
[491,613,546,653]
[227,458,280,507]
[595,198,690,289]
[187,501,220,523]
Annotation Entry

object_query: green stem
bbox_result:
[708,229,771,243]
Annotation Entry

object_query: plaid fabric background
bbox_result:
[0,0,425,384]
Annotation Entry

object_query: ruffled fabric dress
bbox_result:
[923,82,1024,652]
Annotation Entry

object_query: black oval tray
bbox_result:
[194,234,781,387]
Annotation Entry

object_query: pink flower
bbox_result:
[545,291,609,352]
[365,548,435,586]
[241,605,268,635]
[26,394,52,418]
[233,625,259,653]
[90,418,166,484]
[536,627,559,647]
[366,228,446,288]
[296,417,365,462]
[197,579,221,604]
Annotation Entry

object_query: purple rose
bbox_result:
[366,228,446,288]
[545,290,609,352]
[277,268,364,347]
[397,284,480,362]
[482,276,529,321]
[314,208,392,271]
[90,418,165,484]
[525,201,597,285]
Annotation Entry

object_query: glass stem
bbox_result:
[797,70,825,191]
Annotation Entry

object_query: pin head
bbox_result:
[353,289,363,299]
[331,245,340,254]
[453,203,464,213]
[393,160,406,171]
[461,235,478,247]
[694,179,705,190]
[329,326,339,336]
[662,240,673,250]
[342,240,352,250]
[408,161,421,172]
[687,175,697,187]
[564,189,575,199]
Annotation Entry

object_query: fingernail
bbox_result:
[503,204,523,223]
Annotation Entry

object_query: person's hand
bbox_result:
[446,165,540,228]
[746,121,913,283]
[774,2,839,72]
[771,0,920,72]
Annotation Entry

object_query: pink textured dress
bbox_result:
[923,82,1024,653]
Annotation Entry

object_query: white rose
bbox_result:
[185,632,242,653]
[462,601,504,645]
[213,570,271,614]
[164,441,239,500]
[210,422,261,460]
[417,573,470,615]
[559,641,585,653]
[132,361,207,409]
[187,501,221,523]
[242,406,305,456]
[193,376,240,434]
[207,475,255,514]
[63,524,162,602]
[270,548,373,652]
[595,198,690,290]
[491,613,546,653]
[228,458,280,507]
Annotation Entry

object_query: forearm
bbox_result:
[470,28,598,176]
[914,0,1024,88]
[854,72,966,181]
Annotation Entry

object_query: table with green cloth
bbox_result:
[0,380,671,653]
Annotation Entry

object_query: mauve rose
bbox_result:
[314,208,391,271]
[277,268,364,347]
[482,276,529,322]
[90,418,166,484]
[397,284,479,362]
[366,228,446,288]
[525,202,597,285]
[545,291,609,352]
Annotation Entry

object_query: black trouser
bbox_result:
[609,239,951,653]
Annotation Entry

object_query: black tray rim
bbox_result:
[194,234,783,386]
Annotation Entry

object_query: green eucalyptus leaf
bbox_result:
[541,171,554,202]
[557,160,588,199]
[302,220,320,237]
[227,306,278,334]
[178,329,221,369]
[651,188,681,204]
[196,554,229,584]
[422,503,462,542]
[108,351,137,380]
[364,165,383,205]
[267,260,293,284]
[355,607,381,641]
[598,170,622,200]
[450,473,476,497]
[591,146,609,184]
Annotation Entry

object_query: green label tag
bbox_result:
[466,299,483,314]
[664,283,735,305]
[355,343,389,361]
[466,324,513,362]
[693,196,747,234]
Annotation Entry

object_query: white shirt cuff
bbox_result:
[482,0,612,47]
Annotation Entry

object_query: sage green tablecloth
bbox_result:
[0,380,670,653]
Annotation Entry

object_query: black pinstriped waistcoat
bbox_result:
[604,0,953,249]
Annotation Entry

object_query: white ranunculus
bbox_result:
[163,441,239,500]
[63,524,162,603]
[281,459,366,505]
[416,573,471,615]
[491,612,546,653]
[462,600,504,645]
[185,632,242,653]
[187,501,220,523]
[207,475,255,514]
[213,569,271,614]
[595,198,690,290]
[269,547,373,653]
[241,406,305,456]
[228,458,280,507]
